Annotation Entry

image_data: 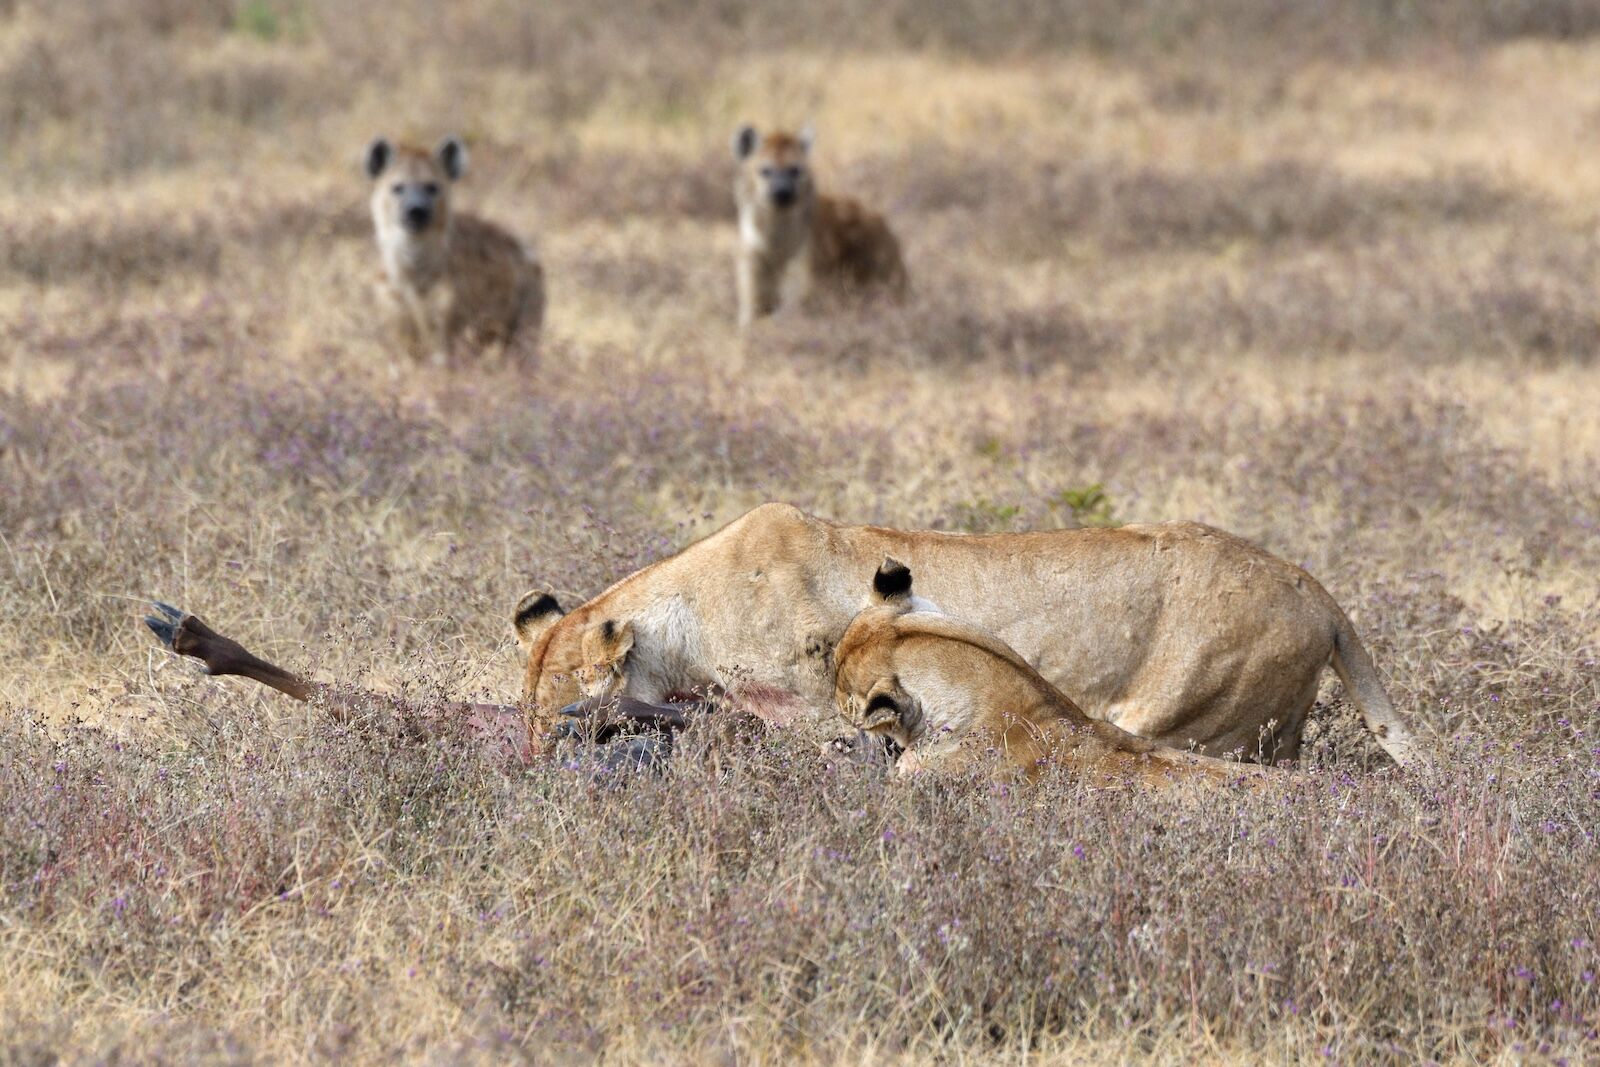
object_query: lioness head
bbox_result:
[832,558,925,749]
[512,590,635,712]
[365,135,466,238]
[733,124,815,212]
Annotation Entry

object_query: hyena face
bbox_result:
[733,125,815,211]
[364,136,466,238]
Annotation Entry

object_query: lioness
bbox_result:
[516,503,1419,765]
[835,559,1267,786]
[365,135,545,366]
[732,125,908,328]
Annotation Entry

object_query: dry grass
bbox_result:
[3,1,1600,1062]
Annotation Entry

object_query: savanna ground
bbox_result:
[3,1,1600,1062]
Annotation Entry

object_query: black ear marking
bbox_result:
[513,592,562,631]
[436,136,467,181]
[862,689,903,731]
[364,137,392,179]
[733,124,759,160]
[600,619,617,640]
[873,557,913,600]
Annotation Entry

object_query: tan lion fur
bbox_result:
[833,561,1269,786]
[512,503,1419,765]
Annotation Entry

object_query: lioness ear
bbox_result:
[435,135,467,181]
[513,590,564,652]
[733,124,759,161]
[582,618,635,668]
[364,137,392,179]
[861,686,903,733]
[872,557,913,607]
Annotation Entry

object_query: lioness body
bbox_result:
[732,126,908,328]
[366,136,544,366]
[834,566,1265,786]
[515,503,1417,764]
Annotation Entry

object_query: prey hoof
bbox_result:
[143,601,189,650]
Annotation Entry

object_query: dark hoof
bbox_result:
[143,601,188,650]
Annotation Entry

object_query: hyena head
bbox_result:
[364,136,467,242]
[733,124,815,212]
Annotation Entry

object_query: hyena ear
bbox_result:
[797,123,815,155]
[582,618,636,670]
[364,137,392,180]
[871,557,913,608]
[733,124,759,161]
[435,136,468,181]
[512,590,564,652]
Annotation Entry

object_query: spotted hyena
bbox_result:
[365,136,544,366]
[731,124,908,329]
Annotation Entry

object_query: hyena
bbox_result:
[365,136,545,366]
[731,124,908,329]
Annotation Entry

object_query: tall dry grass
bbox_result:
[3,0,1600,1062]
